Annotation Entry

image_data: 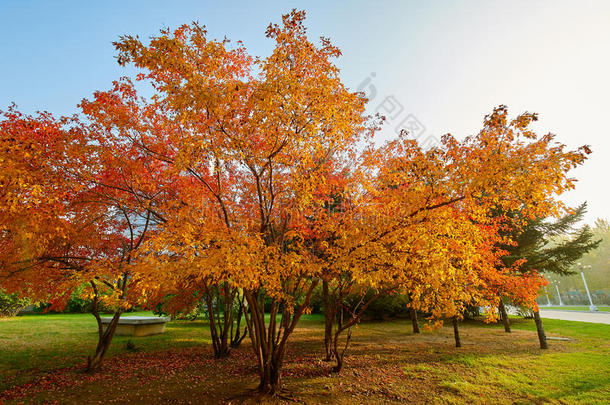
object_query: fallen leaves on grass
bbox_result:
[0,346,256,403]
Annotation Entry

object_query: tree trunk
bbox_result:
[219,282,235,355]
[410,307,420,334]
[330,324,351,373]
[203,285,232,358]
[498,299,511,333]
[257,357,283,395]
[87,310,121,372]
[230,292,248,348]
[452,316,461,348]
[533,310,548,349]
[322,280,334,361]
[243,282,318,395]
[328,289,386,373]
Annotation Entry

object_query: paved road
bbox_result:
[539,309,610,325]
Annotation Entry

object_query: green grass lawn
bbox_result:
[1,312,608,404]
[0,311,208,374]
[438,317,610,404]
[542,305,610,312]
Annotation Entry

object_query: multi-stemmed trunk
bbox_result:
[533,310,548,349]
[324,287,387,373]
[230,292,248,348]
[452,316,461,348]
[203,283,247,358]
[243,282,318,395]
[328,308,352,373]
[498,299,511,333]
[84,213,148,372]
[87,309,122,372]
[86,278,126,372]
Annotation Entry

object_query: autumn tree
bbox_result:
[0,106,163,371]
[79,77,248,359]
[2,8,591,393]
[83,10,370,394]
[318,105,589,367]
[78,117,170,370]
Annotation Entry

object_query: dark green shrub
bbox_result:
[357,292,410,320]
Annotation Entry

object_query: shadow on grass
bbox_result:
[1,315,608,404]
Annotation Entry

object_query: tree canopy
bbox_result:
[0,9,594,394]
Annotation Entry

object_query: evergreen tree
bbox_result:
[502,203,601,275]
[499,203,601,348]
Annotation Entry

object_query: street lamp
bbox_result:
[555,282,563,306]
[578,262,597,312]
[544,286,552,306]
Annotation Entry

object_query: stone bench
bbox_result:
[101,316,171,337]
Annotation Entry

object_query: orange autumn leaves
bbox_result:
[0,11,590,325]
[0,108,111,307]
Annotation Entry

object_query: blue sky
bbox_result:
[1,1,609,223]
